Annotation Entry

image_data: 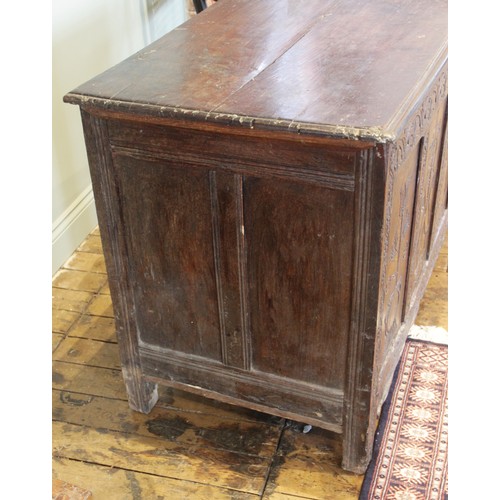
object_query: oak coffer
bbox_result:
[64,0,448,472]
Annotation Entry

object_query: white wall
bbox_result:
[52,0,188,275]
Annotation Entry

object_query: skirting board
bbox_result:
[52,185,98,275]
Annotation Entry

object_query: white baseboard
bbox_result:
[52,185,98,275]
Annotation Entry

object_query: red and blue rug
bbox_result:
[360,330,448,499]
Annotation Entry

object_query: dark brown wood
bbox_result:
[80,111,158,414]
[244,176,354,387]
[210,171,249,369]
[65,0,448,473]
[115,153,221,360]
[342,147,386,472]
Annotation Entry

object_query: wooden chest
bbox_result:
[64,0,448,472]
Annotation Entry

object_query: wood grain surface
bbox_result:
[64,0,447,140]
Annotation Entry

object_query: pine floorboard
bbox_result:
[52,227,447,499]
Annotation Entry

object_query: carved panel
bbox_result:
[379,142,421,356]
[430,111,448,250]
[387,67,448,170]
[404,101,447,314]
[374,64,448,404]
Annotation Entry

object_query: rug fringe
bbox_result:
[408,325,448,345]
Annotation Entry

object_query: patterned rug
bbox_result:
[360,328,448,499]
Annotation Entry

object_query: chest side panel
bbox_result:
[101,119,362,427]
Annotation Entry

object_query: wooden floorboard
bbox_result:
[53,458,259,499]
[52,226,448,499]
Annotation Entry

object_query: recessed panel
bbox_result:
[244,178,354,388]
[114,154,221,361]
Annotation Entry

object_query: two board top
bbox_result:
[65,0,447,142]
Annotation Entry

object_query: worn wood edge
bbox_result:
[385,45,448,141]
[64,40,446,148]
[62,9,447,146]
[63,93,386,144]
[375,212,447,413]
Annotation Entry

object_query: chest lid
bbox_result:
[64,0,447,142]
